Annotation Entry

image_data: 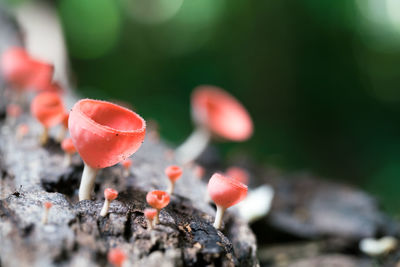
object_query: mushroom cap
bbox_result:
[144,208,157,220]
[207,173,248,209]
[104,188,118,201]
[6,104,22,118]
[28,60,54,91]
[226,166,249,185]
[107,248,126,267]
[30,92,66,128]
[44,202,52,209]
[1,47,31,89]
[121,158,132,169]
[165,165,183,182]
[191,86,253,141]
[68,99,146,169]
[61,138,76,154]
[146,190,170,210]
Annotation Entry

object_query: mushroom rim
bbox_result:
[73,99,146,136]
[210,173,248,191]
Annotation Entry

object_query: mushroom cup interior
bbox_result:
[79,100,144,132]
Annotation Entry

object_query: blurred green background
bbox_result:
[8,0,400,213]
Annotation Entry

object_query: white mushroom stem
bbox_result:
[155,209,160,224]
[175,127,210,164]
[79,163,99,201]
[40,127,49,145]
[100,199,111,217]
[42,208,50,224]
[213,205,226,229]
[63,153,72,167]
[167,181,175,195]
[147,218,154,230]
[123,169,129,177]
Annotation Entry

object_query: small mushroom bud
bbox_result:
[207,173,248,229]
[30,92,66,145]
[16,123,29,140]
[226,166,249,185]
[121,158,132,177]
[61,138,77,166]
[146,190,170,224]
[68,99,146,201]
[144,208,157,230]
[42,201,53,224]
[165,165,183,195]
[107,248,126,267]
[194,165,205,179]
[100,188,118,217]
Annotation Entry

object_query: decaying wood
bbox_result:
[0,6,258,267]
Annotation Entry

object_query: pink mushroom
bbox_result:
[1,47,32,91]
[42,201,53,224]
[120,158,132,177]
[61,138,77,166]
[207,173,248,229]
[100,188,118,217]
[30,92,66,145]
[68,99,146,201]
[1,47,54,93]
[6,104,22,124]
[175,85,253,164]
[144,208,157,230]
[16,123,29,140]
[165,165,183,195]
[108,248,126,267]
[146,190,170,224]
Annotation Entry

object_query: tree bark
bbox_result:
[0,5,258,267]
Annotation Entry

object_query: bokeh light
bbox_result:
[58,0,122,59]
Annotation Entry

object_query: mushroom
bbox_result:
[1,47,54,93]
[30,92,66,145]
[120,158,132,177]
[100,188,118,217]
[107,248,126,267]
[68,99,146,201]
[175,86,253,164]
[165,165,183,195]
[1,47,32,92]
[42,201,52,224]
[226,166,250,185]
[144,208,157,230]
[16,123,29,140]
[6,104,22,124]
[146,190,170,224]
[61,138,77,166]
[207,173,248,229]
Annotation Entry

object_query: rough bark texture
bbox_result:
[0,6,258,267]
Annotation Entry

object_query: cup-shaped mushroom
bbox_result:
[108,248,126,267]
[176,85,253,164]
[144,208,157,229]
[165,165,183,195]
[68,99,146,201]
[30,92,65,144]
[146,190,170,224]
[207,173,248,229]
[100,188,118,217]
[1,47,31,90]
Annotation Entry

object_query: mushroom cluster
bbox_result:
[2,44,258,252]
